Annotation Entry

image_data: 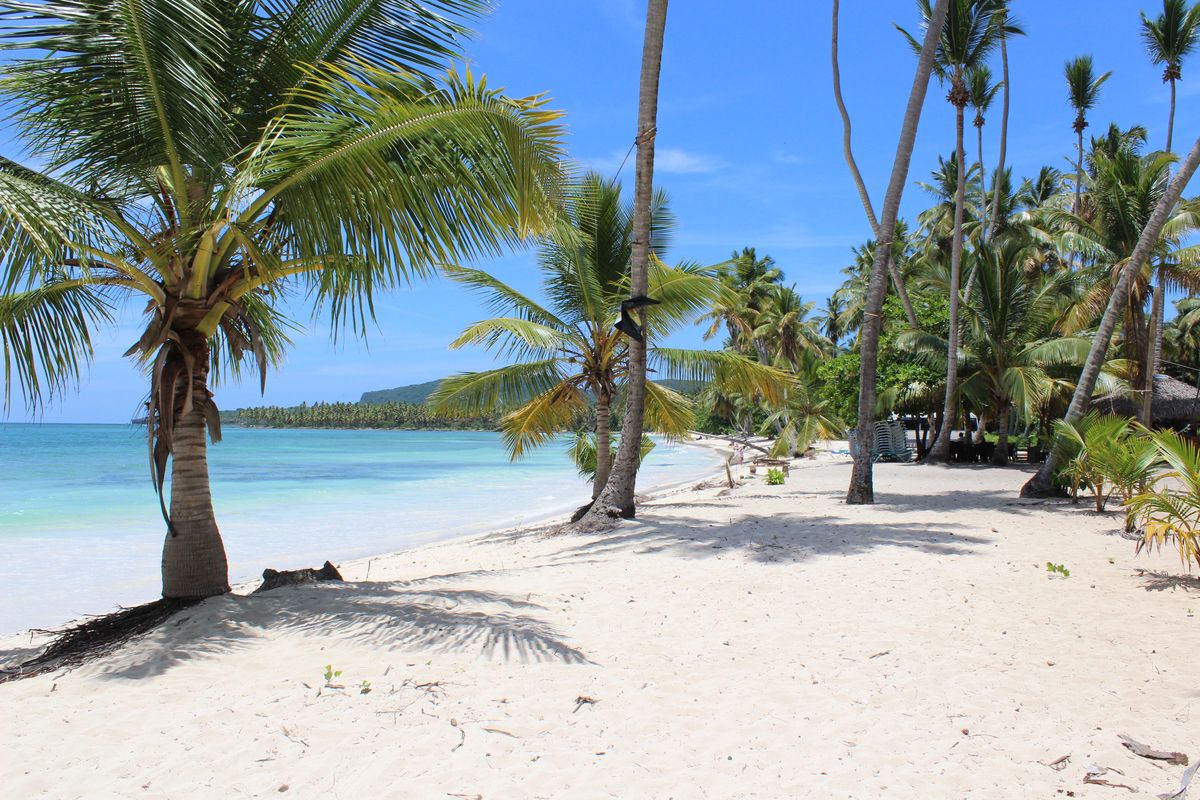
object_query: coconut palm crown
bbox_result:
[430,174,786,498]
[0,0,566,599]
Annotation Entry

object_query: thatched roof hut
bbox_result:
[1091,374,1200,426]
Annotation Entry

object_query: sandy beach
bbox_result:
[3,456,1198,799]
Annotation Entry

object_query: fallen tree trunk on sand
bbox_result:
[255,561,343,593]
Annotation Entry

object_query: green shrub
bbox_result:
[765,468,786,485]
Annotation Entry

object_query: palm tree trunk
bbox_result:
[1075,129,1084,218]
[990,406,1009,466]
[593,392,613,499]
[926,99,967,464]
[1144,78,1179,425]
[847,0,949,504]
[831,0,920,331]
[1022,136,1200,496]
[1143,280,1165,425]
[977,124,986,234]
[160,335,230,599]
[987,34,1010,238]
[1167,78,1177,154]
[585,0,668,521]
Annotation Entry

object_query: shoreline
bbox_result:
[5,459,1198,798]
[0,433,729,636]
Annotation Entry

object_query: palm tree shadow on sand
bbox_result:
[3,581,591,682]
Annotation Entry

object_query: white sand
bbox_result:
[3,458,1198,799]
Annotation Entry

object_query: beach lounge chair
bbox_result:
[848,423,913,463]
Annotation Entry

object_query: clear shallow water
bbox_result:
[0,424,723,633]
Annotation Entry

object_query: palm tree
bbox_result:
[1140,0,1200,422]
[0,1,565,598]
[818,294,848,350]
[832,0,921,329]
[1064,55,1112,216]
[900,0,1002,464]
[966,64,1002,228]
[986,3,1025,240]
[1023,137,1200,497]
[847,0,950,504]
[751,285,831,370]
[587,0,670,522]
[899,237,1089,465]
[1054,130,1200,415]
[431,174,783,500]
[697,247,784,362]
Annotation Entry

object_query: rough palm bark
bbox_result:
[160,334,230,598]
[926,74,969,463]
[990,405,1009,466]
[586,0,669,521]
[832,0,920,330]
[846,0,951,504]
[1022,136,1200,496]
[593,392,613,499]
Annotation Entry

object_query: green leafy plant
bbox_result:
[1054,414,1161,530]
[1046,562,1071,578]
[1127,429,1200,570]
[765,468,786,485]
[359,680,372,695]
[323,665,343,687]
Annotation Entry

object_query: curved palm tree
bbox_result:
[899,0,1002,463]
[1140,0,1200,421]
[986,3,1025,239]
[0,1,565,599]
[430,175,785,499]
[1052,131,1200,413]
[1065,55,1112,216]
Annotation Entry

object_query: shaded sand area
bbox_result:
[3,459,1199,798]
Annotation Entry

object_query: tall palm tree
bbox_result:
[1065,55,1112,216]
[1023,137,1200,497]
[587,0,669,522]
[751,285,831,370]
[966,64,1002,228]
[1140,0,1200,422]
[846,0,950,504]
[832,0,921,329]
[697,247,783,362]
[0,0,565,598]
[900,0,1002,464]
[432,175,783,499]
[986,3,1025,240]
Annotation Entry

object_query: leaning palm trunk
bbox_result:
[586,0,669,520]
[1143,76,1181,425]
[846,0,950,504]
[831,0,920,330]
[159,335,229,598]
[926,89,968,463]
[1022,136,1200,496]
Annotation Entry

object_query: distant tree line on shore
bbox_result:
[223,401,497,431]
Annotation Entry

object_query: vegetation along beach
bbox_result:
[1,1,1199,797]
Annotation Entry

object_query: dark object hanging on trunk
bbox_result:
[614,295,660,342]
[255,561,344,593]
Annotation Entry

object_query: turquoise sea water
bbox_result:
[0,424,723,633]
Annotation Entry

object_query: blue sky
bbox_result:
[9,0,1197,422]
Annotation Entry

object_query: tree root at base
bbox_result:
[0,598,203,683]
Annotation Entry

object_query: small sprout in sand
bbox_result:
[766,468,786,486]
[1046,562,1071,578]
[360,680,372,695]
[323,664,344,687]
